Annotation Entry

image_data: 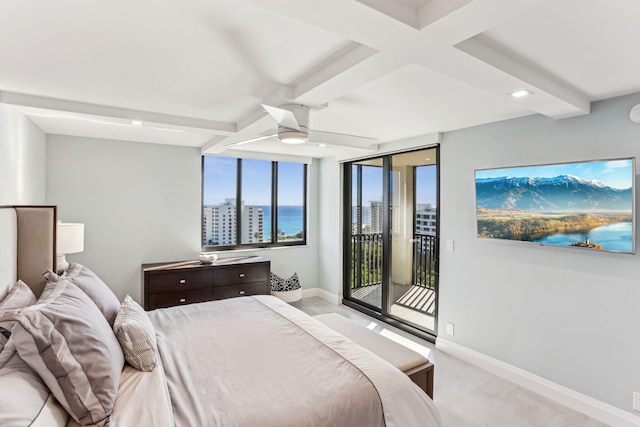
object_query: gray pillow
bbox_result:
[114,295,158,372]
[0,280,37,352]
[9,278,124,427]
[44,263,121,327]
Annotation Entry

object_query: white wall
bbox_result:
[317,157,343,296]
[46,135,320,301]
[0,106,46,204]
[46,135,201,301]
[439,92,640,414]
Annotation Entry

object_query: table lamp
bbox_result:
[56,222,84,272]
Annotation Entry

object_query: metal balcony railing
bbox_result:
[350,233,437,288]
[350,233,383,289]
[411,233,437,289]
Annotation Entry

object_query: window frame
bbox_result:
[201,155,307,251]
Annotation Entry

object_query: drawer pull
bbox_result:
[239,290,245,295]
[179,298,186,303]
[179,279,186,284]
[239,273,245,278]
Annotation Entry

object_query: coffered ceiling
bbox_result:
[1,0,638,158]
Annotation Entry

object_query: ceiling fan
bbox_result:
[227,104,378,149]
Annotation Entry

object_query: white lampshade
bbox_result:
[56,222,84,272]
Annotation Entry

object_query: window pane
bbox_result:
[241,159,271,244]
[348,161,383,310]
[416,165,437,235]
[352,165,360,234]
[277,162,305,242]
[203,156,237,247]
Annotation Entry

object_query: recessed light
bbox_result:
[510,90,532,98]
[130,120,143,126]
[318,144,327,148]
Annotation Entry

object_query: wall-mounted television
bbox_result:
[475,158,636,254]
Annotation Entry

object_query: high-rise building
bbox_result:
[242,204,264,244]
[416,203,437,235]
[369,200,383,234]
[203,198,264,246]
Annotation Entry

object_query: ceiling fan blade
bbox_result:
[309,130,378,149]
[225,133,278,147]
[261,104,301,130]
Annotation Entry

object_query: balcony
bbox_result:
[350,232,437,329]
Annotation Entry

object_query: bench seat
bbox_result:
[314,313,434,398]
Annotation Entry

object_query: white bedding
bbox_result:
[66,358,173,427]
[144,295,442,427]
[259,295,442,427]
[60,294,442,427]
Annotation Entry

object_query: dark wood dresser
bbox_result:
[142,256,270,310]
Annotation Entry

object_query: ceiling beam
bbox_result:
[0,91,236,134]
[455,35,590,117]
[245,0,588,122]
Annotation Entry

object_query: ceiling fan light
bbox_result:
[278,129,308,144]
[280,136,307,144]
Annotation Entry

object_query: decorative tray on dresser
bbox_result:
[142,256,270,310]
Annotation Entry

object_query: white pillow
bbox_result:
[0,348,69,427]
[0,280,36,352]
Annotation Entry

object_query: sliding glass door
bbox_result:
[348,159,384,309]
[344,147,439,336]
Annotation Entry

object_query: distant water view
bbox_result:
[532,222,633,253]
[261,205,303,239]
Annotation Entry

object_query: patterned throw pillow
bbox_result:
[270,272,301,292]
[113,295,158,372]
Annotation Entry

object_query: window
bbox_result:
[277,162,306,242]
[241,159,272,244]
[202,156,307,250]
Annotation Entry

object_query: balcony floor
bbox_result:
[350,283,435,331]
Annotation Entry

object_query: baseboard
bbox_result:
[436,338,640,427]
[301,287,341,305]
[301,287,318,298]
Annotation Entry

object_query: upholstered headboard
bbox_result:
[0,206,56,299]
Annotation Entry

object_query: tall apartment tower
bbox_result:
[369,200,383,234]
[203,198,264,246]
[242,205,264,244]
[416,203,437,235]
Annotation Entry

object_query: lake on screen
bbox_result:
[531,221,633,253]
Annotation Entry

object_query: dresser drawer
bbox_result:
[147,288,214,310]
[213,263,269,286]
[147,270,213,294]
[214,282,269,300]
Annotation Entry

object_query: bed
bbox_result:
[0,205,442,427]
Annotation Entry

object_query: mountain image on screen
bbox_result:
[475,167,635,253]
[476,175,632,212]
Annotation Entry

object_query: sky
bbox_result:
[475,159,634,190]
[203,156,304,205]
[357,164,437,206]
[204,156,440,206]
